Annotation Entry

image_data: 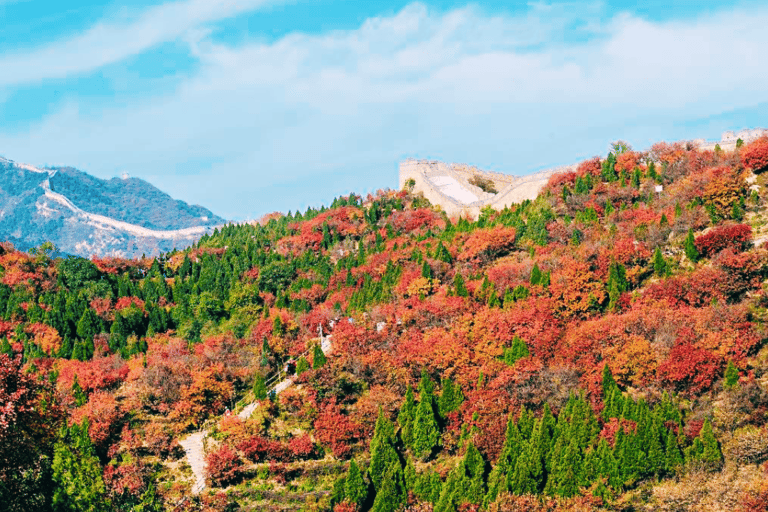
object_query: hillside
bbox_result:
[2,136,768,512]
[0,157,225,258]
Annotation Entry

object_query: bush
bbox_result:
[205,444,244,487]
[694,224,752,258]
[741,137,768,173]
[468,174,498,194]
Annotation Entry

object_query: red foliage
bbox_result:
[577,157,602,177]
[237,435,288,462]
[642,266,728,308]
[70,390,124,448]
[389,208,445,234]
[657,335,722,394]
[614,151,642,174]
[459,226,517,263]
[287,434,317,460]
[694,224,752,257]
[545,171,577,191]
[313,399,362,459]
[205,444,244,487]
[741,136,768,173]
[600,418,638,446]
[115,296,145,312]
[56,355,129,393]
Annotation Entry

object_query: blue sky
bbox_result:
[1,0,766,220]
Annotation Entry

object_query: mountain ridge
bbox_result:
[0,155,226,258]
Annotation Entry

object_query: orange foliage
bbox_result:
[56,355,129,393]
[70,390,123,448]
[459,225,517,263]
[25,323,62,356]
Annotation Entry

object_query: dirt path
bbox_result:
[179,335,332,494]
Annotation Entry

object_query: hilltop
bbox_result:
[2,134,768,512]
[0,156,226,258]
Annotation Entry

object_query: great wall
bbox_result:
[399,128,768,220]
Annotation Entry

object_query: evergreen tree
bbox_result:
[370,466,405,512]
[453,273,468,297]
[369,410,400,490]
[51,419,108,512]
[653,247,668,276]
[530,263,542,285]
[253,374,267,400]
[723,360,739,390]
[485,414,521,505]
[345,459,367,508]
[685,228,699,263]
[295,357,310,375]
[697,420,723,469]
[312,343,326,369]
[664,428,683,475]
[398,385,416,448]
[602,364,618,399]
[413,391,440,459]
[72,376,87,407]
[438,378,464,418]
[504,336,530,366]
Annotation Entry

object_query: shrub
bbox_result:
[741,136,768,173]
[694,224,752,257]
[468,174,498,194]
[205,444,244,487]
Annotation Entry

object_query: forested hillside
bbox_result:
[2,137,768,512]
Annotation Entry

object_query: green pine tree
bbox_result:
[345,459,367,507]
[312,343,326,369]
[530,264,542,286]
[504,336,530,366]
[438,377,464,418]
[413,392,440,459]
[253,374,267,400]
[453,273,468,297]
[398,385,416,448]
[369,409,400,490]
[685,228,699,263]
[72,376,87,407]
[51,419,108,512]
[370,465,406,512]
[653,247,668,276]
[723,360,740,390]
[664,428,683,475]
[295,356,310,375]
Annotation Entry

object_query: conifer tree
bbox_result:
[485,414,521,505]
[438,378,463,418]
[697,419,723,469]
[453,273,468,297]
[398,385,416,448]
[345,459,367,508]
[723,360,740,389]
[504,336,530,366]
[664,428,683,475]
[312,343,326,369]
[253,374,267,400]
[602,364,618,399]
[685,228,699,263]
[653,247,668,276]
[413,393,440,459]
[295,357,310,375]
[52,419,108,512]
[369,409,400,490]
[530,263,542,286]
[370,465,405,512]
[72,376,87,407]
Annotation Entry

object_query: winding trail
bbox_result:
[178,336,332,494]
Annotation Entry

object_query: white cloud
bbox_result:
[1,1,768,219]
[0,0,283,86]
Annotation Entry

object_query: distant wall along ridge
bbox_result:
[400,128,768,219]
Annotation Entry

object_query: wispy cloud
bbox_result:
[0,0,283,86]
[1,1,767,219]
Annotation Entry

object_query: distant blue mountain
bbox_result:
[0,156,227,258]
